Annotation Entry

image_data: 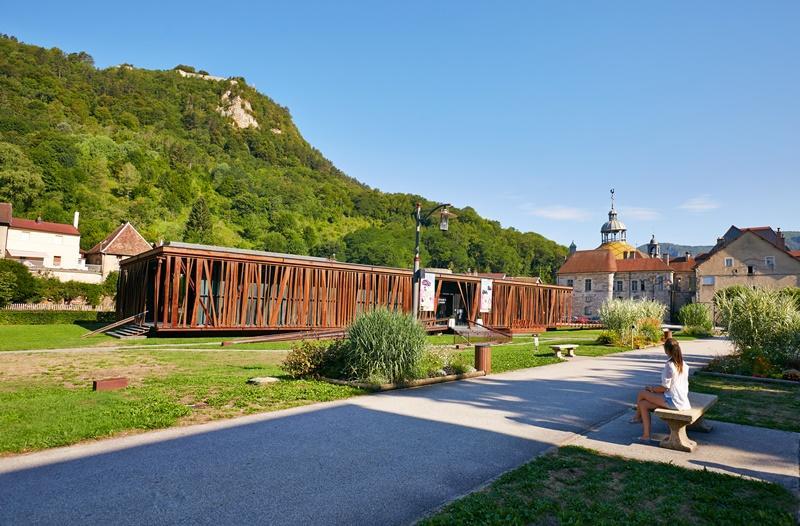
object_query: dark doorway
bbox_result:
[436,281,468,325]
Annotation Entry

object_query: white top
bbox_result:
[661,360,690,410]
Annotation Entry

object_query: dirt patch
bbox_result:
[0,351,175,388]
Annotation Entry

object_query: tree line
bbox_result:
[0,35,567,281]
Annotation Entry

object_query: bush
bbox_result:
[678,303,713,337]
[0,310,115,325]
[282,340,331,379]
[595,331,615,346]
[0,259,40,302]
[637,317,663,345]
[599,299,666,349]
[341,308,427,383]
[716,286,800,369]
[415,349,474,378]
[0,270,16,307]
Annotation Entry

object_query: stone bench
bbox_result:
[551,344,578,358]
[653,392,717,452]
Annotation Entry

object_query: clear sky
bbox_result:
[4,1,799,249]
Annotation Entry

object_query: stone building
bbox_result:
[85,222,151,278]
[556,191,680,320]
[693,226,800,304]
[556,191,800,321]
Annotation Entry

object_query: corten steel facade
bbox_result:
[117,242,572,334]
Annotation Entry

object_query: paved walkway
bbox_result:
[1,339,793,525]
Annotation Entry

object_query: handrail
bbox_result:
[465,318,513,343]
[81,310,147,338]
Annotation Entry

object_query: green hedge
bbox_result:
[0,310,116,325]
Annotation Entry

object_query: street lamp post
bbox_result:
[411,202,454,319]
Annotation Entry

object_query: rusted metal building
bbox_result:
[116,242,572,334]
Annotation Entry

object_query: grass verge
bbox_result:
[421,446,797,526]
[0,349,363,454]
[690,374,800,433]
[0,324,114,351]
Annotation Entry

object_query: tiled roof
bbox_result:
[559,250,675,274]
[700,225,794,264]
[86,222,151,256]
[558,250,617,274]
[790,250,800,259]
[10,217,79,236]
[667,256,697,272]
[0,203,11,225]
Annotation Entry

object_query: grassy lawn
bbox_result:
[0,325,474,351]
[421,446,796,526]
[452,336,628,374]
[0,348,362,454]
[0,324,115,351]
[690,374,800,433]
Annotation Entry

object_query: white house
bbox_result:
[0,202,102,283]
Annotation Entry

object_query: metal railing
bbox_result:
[81,310,147,338]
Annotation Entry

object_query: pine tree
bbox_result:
[184,197,213,244]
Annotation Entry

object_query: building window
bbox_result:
[702,276,715,286]
[657,276,664,291]
[566,279,574,288]
[584,279,592,292]
[632,280,638,292]
[584,306,592,316]
[640,280,645,291]
[765,256,775,270]
[615,280,623,292]
[53,256,61,266]
[747,265,754,275]
[724,257,734,267]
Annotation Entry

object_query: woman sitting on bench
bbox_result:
[631,338,691,441]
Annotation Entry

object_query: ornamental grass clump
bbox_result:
[678,303,713,338]
[715,286,800,373]
[342,308,427,384]
[599,299,666,348]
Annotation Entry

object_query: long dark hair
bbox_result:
[664,338,684,373]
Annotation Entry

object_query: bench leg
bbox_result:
[659,420,697,452]
[688,417,713,433]
[566,349,575,357]
[554,350,563,359]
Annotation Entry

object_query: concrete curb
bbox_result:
[322,370,486,391]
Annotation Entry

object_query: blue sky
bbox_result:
[4,1,799,249]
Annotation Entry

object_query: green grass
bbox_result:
[690,374,800,432]
[0,324,114,351]
[0,349,362,453]
[421,446,797,526]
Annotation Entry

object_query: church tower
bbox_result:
[597,189,642,259]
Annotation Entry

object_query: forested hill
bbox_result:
[0,35,566,280]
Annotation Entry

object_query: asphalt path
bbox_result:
[0,340,730,525]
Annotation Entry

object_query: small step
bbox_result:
[106,323,150,339]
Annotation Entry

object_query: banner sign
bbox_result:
[419,272,436,312]
[480,278,493,313]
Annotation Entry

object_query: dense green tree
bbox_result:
[0,35,567,278]
[0,271,16,307]
[0,260,40,302]
[183,197,213,244]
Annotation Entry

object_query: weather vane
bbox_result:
[610,188,615,209]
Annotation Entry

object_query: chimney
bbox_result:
[36,216,43,223]
[685,251,692,260]
[777,227,786,250]
[73,211,80,229]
